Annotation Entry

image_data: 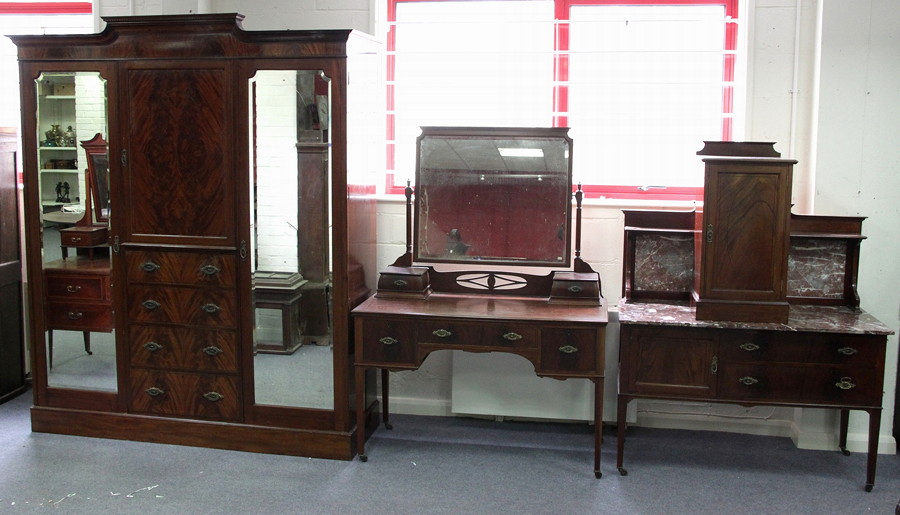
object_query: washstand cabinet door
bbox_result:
[620,325,718,398]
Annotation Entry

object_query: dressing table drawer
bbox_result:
[358,318,417,366]
[45,273,107,300]
[129,369,240,421]
[539,327,600,375]
[129,324,238,373]
[45,302,112,332]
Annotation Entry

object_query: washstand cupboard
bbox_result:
[13,13,382,458]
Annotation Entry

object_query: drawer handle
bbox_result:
[70,237,82,243]
[203,391,225,402]
[393,279,408,288]
[559,344,579,354]
[379,336,399,346]
[142,299,161,311]
[144,387,165,397]
[835,377,856,390]
[200,264,220,276]
[143,342,163,352]
[201,303,222,314]
[140,261,161,272]
[503,332,523,342]
[568,285,583,294]
[738,376,759,386]
[67,311,84,320]
[739,342,760,352]
[203,346,224,356]
[432,329,453,338]
[837,346,858,356]
[65,285,82,293]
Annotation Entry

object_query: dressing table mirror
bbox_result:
[354,126,608,478]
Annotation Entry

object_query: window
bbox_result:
[387,0,739,199]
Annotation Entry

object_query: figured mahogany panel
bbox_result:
[125,250,236,287]
[126,284,237,328]
[129,324,238,373]
[123,66,234,245]
[129,369,240,420]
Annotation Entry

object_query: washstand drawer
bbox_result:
[127,285,238,328]
[129,369,240,421]
[540,327,599,375]
[718,363,880,406]
[45,274,107,301]
[358,318,417,366]
[719,331,883,365]
[129,325,238,373]
[126,250,236,287]
[45,302,112,332]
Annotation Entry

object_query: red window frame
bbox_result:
[386,0,738,200]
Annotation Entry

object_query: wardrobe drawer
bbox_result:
[125,250,236,287]
[45,274,107,301]
[719,330,883,365]
[127,284,238,328]
[129,325,238,373]
[718,363,880,406]
[45,302,112,332]
[129,369,240,421]
[539,327,599,375]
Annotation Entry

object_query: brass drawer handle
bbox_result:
[568,285,583,294]
[379,336,399,346]
[67,311,84,320]
[739,342,760,352]
[738,376,759,386]
[200,264,220,276]
[393,279,408,287]
[202,346,224,356]
[503,332,523,342]
[140,261,161,272]
[559,344,579,354]
[70,237,82,243]
[203,391,225,402]
[143,341,163,352]
[432,329,452,338]
[65,285,82,293]
[837,346,858,356]
[142,299,161,311]
[835,377,856,390]
[201,303,222,314]
[144,387,165,397]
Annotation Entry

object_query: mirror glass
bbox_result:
[414,127,573,266]
[35,71,115,391]
[249,69,334,409]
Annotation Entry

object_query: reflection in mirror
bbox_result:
[35,71,115,391]
[414,127,573,266]
[249,69,334,409]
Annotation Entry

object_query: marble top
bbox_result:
[618,300,894,335]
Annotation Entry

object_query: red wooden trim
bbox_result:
[0,2,92,14]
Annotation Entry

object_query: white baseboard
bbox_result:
[381,396,453,417]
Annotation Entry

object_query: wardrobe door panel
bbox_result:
[122,64,235,246]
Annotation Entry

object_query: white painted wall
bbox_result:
[45,0,897,452]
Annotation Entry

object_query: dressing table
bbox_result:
[353,127,609,477]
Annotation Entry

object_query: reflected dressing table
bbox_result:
[43,134,112,366]
[353,127,609,477]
